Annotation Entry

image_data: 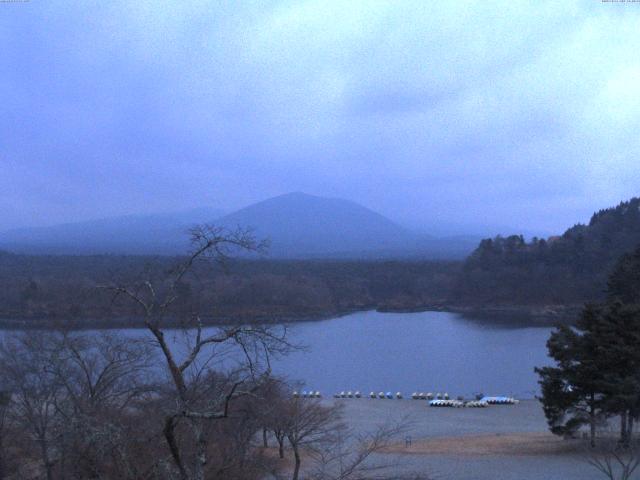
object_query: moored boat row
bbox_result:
[479,396,519,405]
[292,390,519,407]
[292,390,321,398]
[411,392,449,400]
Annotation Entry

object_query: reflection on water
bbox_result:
[272,310,552,399]
[0,310,553,399]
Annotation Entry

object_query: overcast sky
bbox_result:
[1,0,639,235]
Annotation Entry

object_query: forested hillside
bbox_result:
[3,197,640,327]
[455,198,640,305]
[0,251,458,327]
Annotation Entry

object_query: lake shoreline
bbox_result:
[414,303,581,326]
[0,303,579,330]
[335,399,599,479]
[382,432,584,457]
[1,310,552,405]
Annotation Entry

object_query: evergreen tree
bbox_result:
[536,305,605,446]
[598,246,640,446]
[537,244,640,446]
[607,245,640,305]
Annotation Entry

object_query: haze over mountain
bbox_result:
[0,192,478,258]
[217,192,477,258]
[0,207,224,255]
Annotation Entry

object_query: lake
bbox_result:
[274,310,553,399]
[0,310,554,399]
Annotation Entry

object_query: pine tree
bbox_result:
[536,244,640,447]
[597,245,640,446]
[607,246,640,305]
[536,305,605,446]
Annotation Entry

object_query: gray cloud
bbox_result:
[1,0,639,236]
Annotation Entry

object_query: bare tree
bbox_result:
[272,411,289,460]
[0,330,157,480]
[53,332,154,412]
[203,389,279,479]
[586,436,640,480]
[0,333,63,480]
[104,225,291,480]
[308,418,429,480]
[254,377,290,458]
[50,332,157,479]
[282,398,343,480]
[0,390,9,480]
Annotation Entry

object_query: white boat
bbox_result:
[429,399,464,408]
[480,396,518,405]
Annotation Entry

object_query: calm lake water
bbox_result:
[274,310,552,399]
[0,310,553,399]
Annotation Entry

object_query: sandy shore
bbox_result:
[329,398,606,480]
[383,431,585,456]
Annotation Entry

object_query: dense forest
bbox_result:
[2,197,640,328]
[0,251,458,328]
[454,198,640,307]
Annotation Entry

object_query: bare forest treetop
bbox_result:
[102,225,292,480]
[0,225,427,480]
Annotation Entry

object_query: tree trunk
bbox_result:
[262,427,268,448]
[163,416,189,480]
[620,410,629,447]
[193,421,208,480]
[0,433,5,480]
[292,444,301,480]
[589,396,597,448]
[39,439,53,480]
[628,414,634,442]
[58,430,67,480]
[278,437,284,459]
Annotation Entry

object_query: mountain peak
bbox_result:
[216,193,421,257]
[256,191,351,205]
[0,193,477,259]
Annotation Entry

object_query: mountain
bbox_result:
[0,207,224,255]
[0,193,478,258]
[454,197,640,306]
[216,192,476,258]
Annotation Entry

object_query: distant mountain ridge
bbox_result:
[0,192,478,258]
[0,208,225,255]
[216,192,428,257]
[213,192,478,258]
